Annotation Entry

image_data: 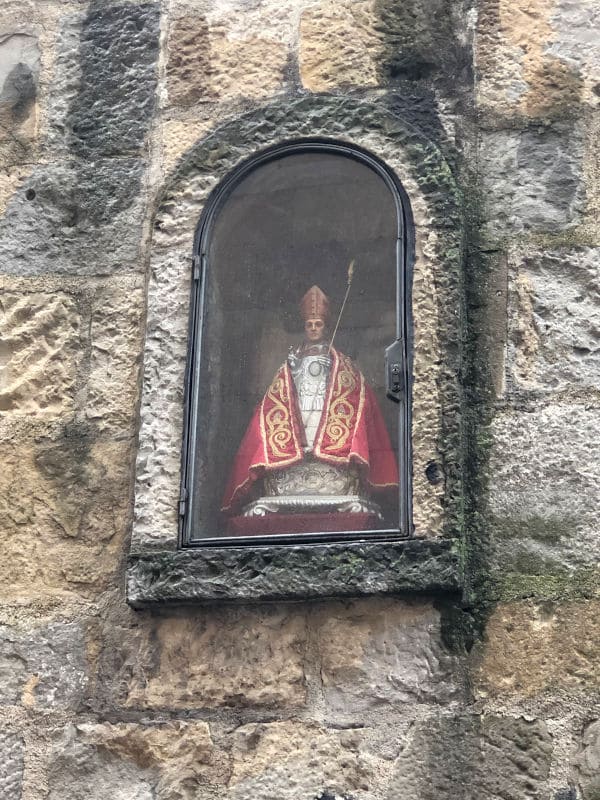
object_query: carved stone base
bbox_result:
[242,494,383,519]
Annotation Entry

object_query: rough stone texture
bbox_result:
[507,247,600,393]
[48,724,156,800]
[0,2,83,165]
[229,720,393,800]
[0,621,87,709]
[388,714,553,799]
[572,719,600,800]
[0,434,134,599]
[160,116,214,173]
[479,124,585,238]
[299,0,472,92]
[0,273,143,430]
[0,31,39,165]
[82,277,144,431]
[47,719,405,800]
[123,606,307,709]
[165,13,212,106]
[489,404,600,573]
[46,721,227,800]
[476,0,600,115]
[0,731,23,800]
[475,601,600,698]
[0,3,160,275]
[0,159,149,275]
[583,110,600,239]
[67,4,159,158]
[167,13,287,104]
[0,165,30,216]
[317,599,462,712]
[0,288,81,416]
[299,1,380,91]
[127,540,462,606]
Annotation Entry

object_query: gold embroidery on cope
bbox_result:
[324,357,356,450]
[265,376,293,459]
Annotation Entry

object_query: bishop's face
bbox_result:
[304,316,326,343]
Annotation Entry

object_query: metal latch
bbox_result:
[385,339,405,402]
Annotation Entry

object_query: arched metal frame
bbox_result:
[180,138,415,547]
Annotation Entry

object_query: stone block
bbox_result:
[475,601,600,697]
[299,0,471,92]
[0,31,39,165]
[229,720,393,800]
[165,12,210,106]
[167,13,287,104]
[0,731,23,800]
[0,434,135,598]
[476,0,536,114]
[476,0,598,116]
[316,599,462,714]
[299,1,380,92]
[0,159,148,275]
[572,719,600,800]
[387,714,552,799]
[123,606,307,709]
[66,3,159,158]
[0,274,143,430]
[48,725,155,800]
[81,721,226,799]
[127,541,462,606]
[549,0,600,106]
[48,720,229,800]
[479,125,584,237]
[489,404,600,570]
[0,286,82,417]
[374,0,471,85]
[82,276,144,431]
[0,621,87,709]
[506,247,600,393]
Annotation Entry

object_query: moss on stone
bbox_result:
[502,548,569,577]
[493,567,600,602]
[528,228,599,249]
[491,515,569,544]
[448,175,499,647]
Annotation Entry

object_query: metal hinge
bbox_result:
[192,254,202,281]
[178,487,188,517]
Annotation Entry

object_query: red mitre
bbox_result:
[300,285,330,322]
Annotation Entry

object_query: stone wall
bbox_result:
[0,1,599,799]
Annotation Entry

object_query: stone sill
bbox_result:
[127,538,463,608]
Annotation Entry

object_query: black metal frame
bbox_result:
[179,138,414,548]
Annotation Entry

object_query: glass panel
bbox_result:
[191,151,400,540]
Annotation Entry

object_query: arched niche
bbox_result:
[128,96,465,605]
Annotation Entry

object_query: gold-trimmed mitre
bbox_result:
[300,285,330,322]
